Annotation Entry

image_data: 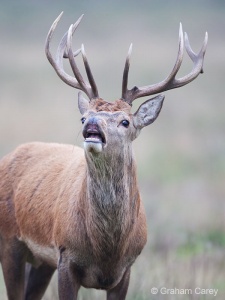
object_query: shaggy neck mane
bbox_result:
[84,145,140,260]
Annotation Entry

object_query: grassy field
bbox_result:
[0,0,225,299]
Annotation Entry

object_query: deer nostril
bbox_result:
[87,125,98,132]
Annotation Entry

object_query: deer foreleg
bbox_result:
[1,237,27,300]
[58,249,80,300]
[107,267,131,300]
[24,262,55,300]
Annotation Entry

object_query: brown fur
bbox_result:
[90,98,132,113]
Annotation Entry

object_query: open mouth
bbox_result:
[84,129,106,144]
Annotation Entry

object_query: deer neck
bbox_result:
[84,145,140,259]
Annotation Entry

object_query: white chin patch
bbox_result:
[84,140,103,153]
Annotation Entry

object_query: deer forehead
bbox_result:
[84,98,133,124]
[89,98,132,114]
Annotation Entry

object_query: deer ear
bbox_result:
[133,94,164,129]
[78,92,90,114]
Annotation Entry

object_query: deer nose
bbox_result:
[82,116,106,144]
[87,116,98,125]
[85,117,100,133]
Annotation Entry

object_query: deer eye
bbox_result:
[121,120,130,128]
[81,117,86,124]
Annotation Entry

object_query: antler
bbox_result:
[122,23,208,105]
[45,12,99,100]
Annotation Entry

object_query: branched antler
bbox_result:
[45,12,99,100]
[121,23,208,105]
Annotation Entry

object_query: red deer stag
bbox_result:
[0,12,207,300]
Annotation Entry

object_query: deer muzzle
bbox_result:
[83,117,106,153]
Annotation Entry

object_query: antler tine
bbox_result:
[67,24,93,99]
[184,31,208,73]
[173,31,208,86]
[163,23,184,84]
[56,21,82,69]
[81,44,99,98]
[45,12,80,89]
[121,24,208,105]
[122,44,133,101]
[62,16,84,59]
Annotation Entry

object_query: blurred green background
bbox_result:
[0,0,225,299]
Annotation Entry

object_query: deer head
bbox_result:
[45,12,208,156]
